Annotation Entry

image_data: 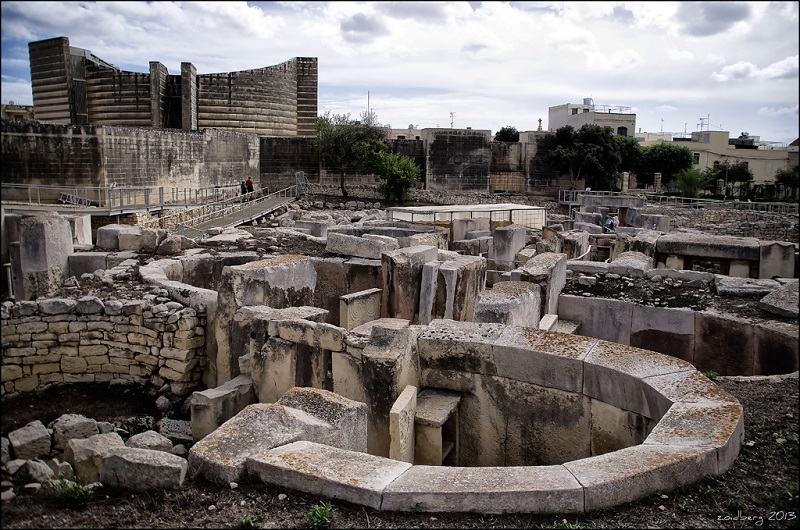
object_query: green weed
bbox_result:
[307,501,336,529]
[703,370,719,381]
[42,477,95,506]
[236,512,256,528]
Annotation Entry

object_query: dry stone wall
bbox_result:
[1,296,206,397]
[648,205,799,244]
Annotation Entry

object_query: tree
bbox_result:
[674,168,714,198]
[312,111,386,198]
[637,143,693,187]
[613,135,642,175]
[775,166,799,198]
[545,124,621,190]
[361,139,420,201]
[494,126,519,142]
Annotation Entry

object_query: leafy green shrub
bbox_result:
[703,370,719,381]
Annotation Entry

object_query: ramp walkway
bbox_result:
[176,186,298,238]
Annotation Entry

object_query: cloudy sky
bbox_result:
[2,1,798,144]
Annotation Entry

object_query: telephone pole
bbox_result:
[450,112,455,129]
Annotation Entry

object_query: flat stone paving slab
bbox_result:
[188,403,328,483]
[381,465,583,513]
[564,444,717,512]
[759,280,799,318]
[247,440,411,510]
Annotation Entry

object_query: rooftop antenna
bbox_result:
[450,112,455,129]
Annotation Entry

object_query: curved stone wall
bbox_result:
[242,320,744,513]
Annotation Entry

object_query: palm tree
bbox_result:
[674,168,713,198]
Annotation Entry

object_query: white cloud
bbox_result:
[667,48,693,61]
[655,105,679,113]
[1,1,797,143]
[757,105,799,117]
[712,56,799,82]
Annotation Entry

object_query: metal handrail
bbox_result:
[0,182,240,215]
[177,185,298,237]
[557,188,799,214]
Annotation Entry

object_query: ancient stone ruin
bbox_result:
[1,194,797,512]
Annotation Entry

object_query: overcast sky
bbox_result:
[1,1,798,144]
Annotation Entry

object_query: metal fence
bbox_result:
[557,189,798,215]
[0,182,240,215]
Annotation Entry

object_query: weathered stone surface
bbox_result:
[158,419,193,445]
[389,385,417,463]
[45,457,74,479]
[8,420,51,460]
[191,374,256,441]
[64,432,126,484]
[12,459,54,484]
[381,245,439,324]
[1,437,10,464]
[694,311,755,376]
[564,445,717,511]
[100,447,187,491]
[608,251,653,278]
[656,233,760,261]
[754,320,799,375]
[95,224,134,250]
[247,440,412,510]
[51,414,99,451]
[189,403,330,483]
[276,387,368,453]
[474,281,540,327]
[714,276,780,296]
[759,280,799,318]
[382,464,583,514]
[156,234,183,255]
[126,430,173,452]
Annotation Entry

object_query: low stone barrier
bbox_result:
[1,296,207,396]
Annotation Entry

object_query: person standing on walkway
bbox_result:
[245,177,254,194]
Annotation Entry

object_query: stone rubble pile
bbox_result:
[1,412,193,502]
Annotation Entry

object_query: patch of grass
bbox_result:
[725,497,750,511]
[677,500,694,513]
[307,501,336,529]
[236,512,256,528]
[699,484,717,495]
[42,477,95,506]
[784,485,798,502]
[703,370,720,381]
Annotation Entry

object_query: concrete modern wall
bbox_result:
[27,37,317,137]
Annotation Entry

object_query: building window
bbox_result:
[693,153,700,164]
[617,126,628,136]
[713,161,720,169]
[572,108,579,115]
[583,109,589,113]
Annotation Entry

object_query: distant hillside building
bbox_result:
[548,98,636,137]
[28,37,317,136]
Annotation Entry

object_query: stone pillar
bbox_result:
[19,213,73,300]
[621,172,629,192]
[149,62,168,128]
[381,245,438,323]
[181,62,197,131]
[492,225,527,271]
[653,173,662,192]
